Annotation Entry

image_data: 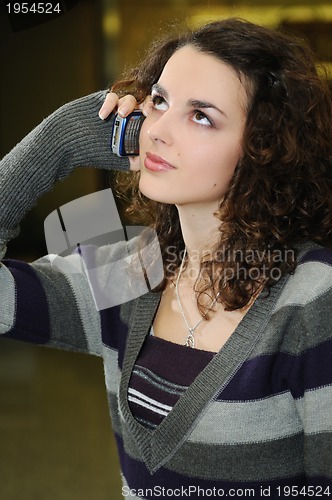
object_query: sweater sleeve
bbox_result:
[0,231,162,354]
[0,254,104,356]
[291,250,332,487]
[0,90,129,249]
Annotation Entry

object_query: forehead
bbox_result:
[157,45,248,112]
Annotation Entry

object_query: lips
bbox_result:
[144,152,176,172]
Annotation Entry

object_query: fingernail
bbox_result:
[118,106,128,117]
[99,108,107,120]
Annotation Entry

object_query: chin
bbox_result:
[138,177,173,204]
[139,187,173,204]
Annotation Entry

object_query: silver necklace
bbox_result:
[175,248,220,348]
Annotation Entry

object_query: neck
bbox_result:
[176,202,220,274]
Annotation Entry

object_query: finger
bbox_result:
[129,156,140,171]
[141,96,153,117]
[98,92,119,120]
[117,95,138,117]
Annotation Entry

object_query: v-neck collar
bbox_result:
[118,269,290,473]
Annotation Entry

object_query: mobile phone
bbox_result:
[111,110,145,157]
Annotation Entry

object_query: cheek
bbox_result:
[192,146,240,194]
[188,142,240,177]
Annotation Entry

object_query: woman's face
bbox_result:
[138,45,248,211]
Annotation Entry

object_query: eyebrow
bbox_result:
[151,83,227,117]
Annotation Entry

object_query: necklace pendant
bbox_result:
[185,333,195,348]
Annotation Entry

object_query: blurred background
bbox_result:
[0,1,331,498]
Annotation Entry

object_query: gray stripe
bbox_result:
[295,385,332,434]
[187,391,302,444]
[120,298,136,327]
[120,420,145,462]
[103,347,121,395]
[115,405,304,482]
[107,392,122,436]
[32,256,90,353]
[37,254,102,356]
[133,367,187,395]
[303,432,332,477]
[52,255,102,355]
[249,294,332,360]
[0,263,16,334]
[274,262,332,313]
[166,433,304,481]
[246,259,332,359]
[119,418,305,481]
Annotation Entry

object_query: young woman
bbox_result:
[1,18,332,498]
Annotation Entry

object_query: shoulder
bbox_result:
[276,243,332,309]
[272,243,332,350]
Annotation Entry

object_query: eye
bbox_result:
[192,110,213,127]
[151,94,168,111]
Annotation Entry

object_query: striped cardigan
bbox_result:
[0,92,331,498]
[1,242,332,499]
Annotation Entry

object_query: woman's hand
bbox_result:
[99,93,152,171]
[98,93,138,121]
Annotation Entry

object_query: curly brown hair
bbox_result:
[111,18,332,313]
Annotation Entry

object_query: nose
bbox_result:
[147,110,173,146]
